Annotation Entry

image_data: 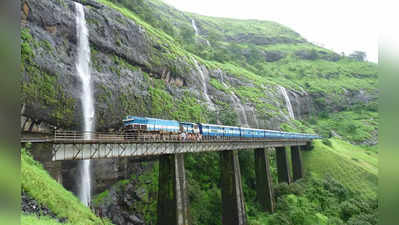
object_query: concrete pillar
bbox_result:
[275,147,291,184]
[157,154,189,225]
[290,146,304,181]
[220,150,248,225]
[254,148,274,213]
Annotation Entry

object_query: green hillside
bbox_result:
[21,215,71,225]
[21,149,113,225]
[303,140,378,199]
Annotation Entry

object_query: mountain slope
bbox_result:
[302,140,377,199]
[21,149,112,225]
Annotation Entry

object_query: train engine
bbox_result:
[123,116,180,140]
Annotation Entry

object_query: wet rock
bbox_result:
[95,176,147,225]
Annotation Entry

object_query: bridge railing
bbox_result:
[53,131,244,142]
[51,130,304,143]
[19,131,314,144]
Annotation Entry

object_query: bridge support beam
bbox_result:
[275,147,291,184]
[157,154,189,225]
[220,150,248,225]
[254,148,274,213]
[290,146,304,181]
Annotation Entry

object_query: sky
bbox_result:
[162,0,379,63]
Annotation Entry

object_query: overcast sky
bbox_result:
[162,0,379,63]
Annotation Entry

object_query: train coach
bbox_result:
[122,116,320,140]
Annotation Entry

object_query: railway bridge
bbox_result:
[22,131,314,225]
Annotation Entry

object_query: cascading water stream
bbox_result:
[192,58,215,110]
[191,19,199,36]
[278,86,295,120]
[75,2,95,207]
[220,74,249,127]
[191,19,211,46]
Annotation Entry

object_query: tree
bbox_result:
[349,51,367,61]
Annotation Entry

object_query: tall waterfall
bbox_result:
[193,58,215,110]
[191,19,199,36]
[75,2,94,207]
[278,86,295,120]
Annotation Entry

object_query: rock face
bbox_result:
[21,0,330,131]
[93,162,156,225]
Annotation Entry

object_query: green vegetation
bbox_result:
[21,28,75,126]
[148,79,208,122]
[210,78,229,93]
[92,162,159,224]
[21,215,71,225]
[302,140,377,199]
[21,149,113,225]
[259,176,377,225]
[310,111,378,144]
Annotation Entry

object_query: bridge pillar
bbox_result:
[220,150,248,225]
[157,154,189,225]
[290,146,304,181]
[254,148,274,213]
[275,147,291,184]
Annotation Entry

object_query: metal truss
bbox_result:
[52,140,308,161]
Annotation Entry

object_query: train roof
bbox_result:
[200,123,240,129]
[123,116,179,123]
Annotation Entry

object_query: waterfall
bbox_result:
[75,2,94,207]
[220,74,249,127]
[191,19,211,47]
[192,58,215,110]
[191,19,199,36]
[278,86,295,120]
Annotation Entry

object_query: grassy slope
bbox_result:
[302,140,378,199]
[21,215,72,225]
[21,149,113,225]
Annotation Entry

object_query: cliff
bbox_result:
[20,0,378,224]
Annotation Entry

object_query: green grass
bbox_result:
[21,149,113,225]
[21,215,72,225]
[328,138,378,175]
[302,140,378,199]
[311,110,378,144]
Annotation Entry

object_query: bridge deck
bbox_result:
[22,131,312,161]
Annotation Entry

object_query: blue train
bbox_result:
[123,116,320,139]
[122,116,320,140]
